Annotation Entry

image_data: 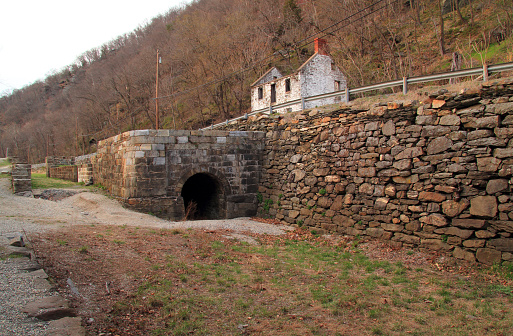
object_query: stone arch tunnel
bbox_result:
[180,171,227,220]
[92,130,265,221]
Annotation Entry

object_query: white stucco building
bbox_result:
[250,38,346,114]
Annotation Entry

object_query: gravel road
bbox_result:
[0,178,291,335]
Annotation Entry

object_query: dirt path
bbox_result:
[0,179,292,236]
[0,178,291,335]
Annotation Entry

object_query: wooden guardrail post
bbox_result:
[402,77,408,95]
[301,97,305,110]
[345,87,350,103]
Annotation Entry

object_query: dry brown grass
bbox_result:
[31,225,513,336]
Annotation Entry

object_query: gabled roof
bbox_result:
[251,67,283,87]
[297,52,328,72]
[252,52,336,88]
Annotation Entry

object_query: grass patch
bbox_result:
[31,173,92,189]
[56,239,68,246]
[34,226,513,335]
[122,237,513,334]
[0,158,10,168]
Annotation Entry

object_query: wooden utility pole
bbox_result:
[76,117,79,155]
[155,49,160,130]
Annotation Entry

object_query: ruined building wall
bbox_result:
[50,165,78,182]
[219,78,513,265]
[11,163,31,195]
[45,156,75,178]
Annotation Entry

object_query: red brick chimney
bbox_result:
[314,38,329,56]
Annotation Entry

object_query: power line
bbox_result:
[155,0,398,101]
[296,0,399,50]
[294,0,392,47]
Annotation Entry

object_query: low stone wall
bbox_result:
[219,77,513,265]
[92,129,265,220]
[11,163,31,195]
[50,165,78,182]
[75,153,96,165]
[45,156,75,178]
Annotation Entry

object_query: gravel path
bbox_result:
[0,178,292,335]
[0,256,50,335]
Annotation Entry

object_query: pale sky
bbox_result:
[0,0,188,96]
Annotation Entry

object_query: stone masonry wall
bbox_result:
[45,156,75,178]
[11,163,31,195]
[219,77,513,265]
[92,129,265,220]
[50,165,78,182]
[78,164,93,184]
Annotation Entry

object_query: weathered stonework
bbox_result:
[78,164,93,184]
[92,130,265,220]
[45,156,75,178]
[11,162,31,195]
[50,166,78,182]
[220,77,513,265]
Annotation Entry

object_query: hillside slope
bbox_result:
[0,0,512,163]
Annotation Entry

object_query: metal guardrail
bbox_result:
[200,62,513,131]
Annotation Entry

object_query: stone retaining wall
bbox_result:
[219,78,513,265]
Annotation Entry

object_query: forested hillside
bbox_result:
[1,0,512,163]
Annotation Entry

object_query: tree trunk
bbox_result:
[438,0,446,56]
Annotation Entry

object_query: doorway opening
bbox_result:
[181,173,224,220]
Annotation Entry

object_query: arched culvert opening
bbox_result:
[181,173,225,220]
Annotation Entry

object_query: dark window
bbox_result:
[285,78,291,92]
[335,80,341,91]
[271,84,276,103]
[258,87,263,99]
